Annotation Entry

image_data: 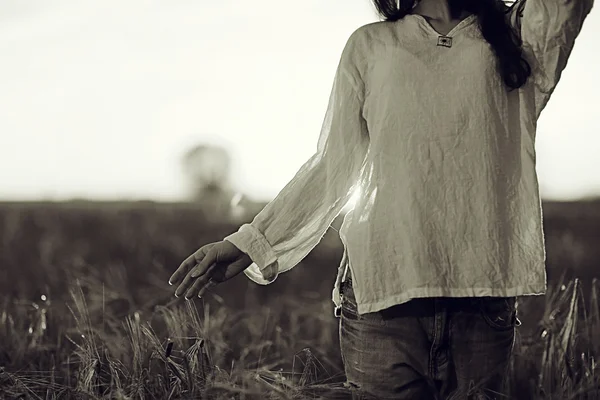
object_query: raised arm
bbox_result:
[223,30,370,285]
[508,0,594,115]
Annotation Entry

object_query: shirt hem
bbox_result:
[354,285,547,315]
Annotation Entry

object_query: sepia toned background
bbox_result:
[0,0,599,203]
[0,1,599,398]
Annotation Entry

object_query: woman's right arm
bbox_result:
[223,29,370,285]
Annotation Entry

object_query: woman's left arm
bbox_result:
[508,0,595,113]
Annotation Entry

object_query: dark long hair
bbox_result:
[372,0,531,91]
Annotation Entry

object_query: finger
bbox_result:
[192,261,220,297]
[184,264,216,299]
[197,278,218,298]
[174,266,200,298]
[169,246,209,286]
[169,254,195,287]
[190,247,217,278]
[196,255,247,298]
[175,247,218,297]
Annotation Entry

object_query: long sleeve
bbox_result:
[223,31,370,285]
[508,0,594,116]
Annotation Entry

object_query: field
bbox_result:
[1,200,600,399]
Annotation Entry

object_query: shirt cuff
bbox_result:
[223,224,279,283]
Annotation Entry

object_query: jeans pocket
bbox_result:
[478,297,519,331]
[341,284,360,318]
[341,282,384,325]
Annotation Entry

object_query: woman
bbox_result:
[169,0,594,398]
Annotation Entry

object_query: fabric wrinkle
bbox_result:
[223,0,594,316]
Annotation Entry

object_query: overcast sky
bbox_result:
[0,0,598,202]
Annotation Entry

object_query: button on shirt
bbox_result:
[224,0,595,315]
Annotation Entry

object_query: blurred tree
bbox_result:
[181,144,233,218]
[181,143,264,223]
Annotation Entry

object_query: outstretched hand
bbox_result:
[169,240,252,299]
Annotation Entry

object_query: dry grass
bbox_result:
[0,201,599,399]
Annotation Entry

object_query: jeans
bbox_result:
[338,276,521,400]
